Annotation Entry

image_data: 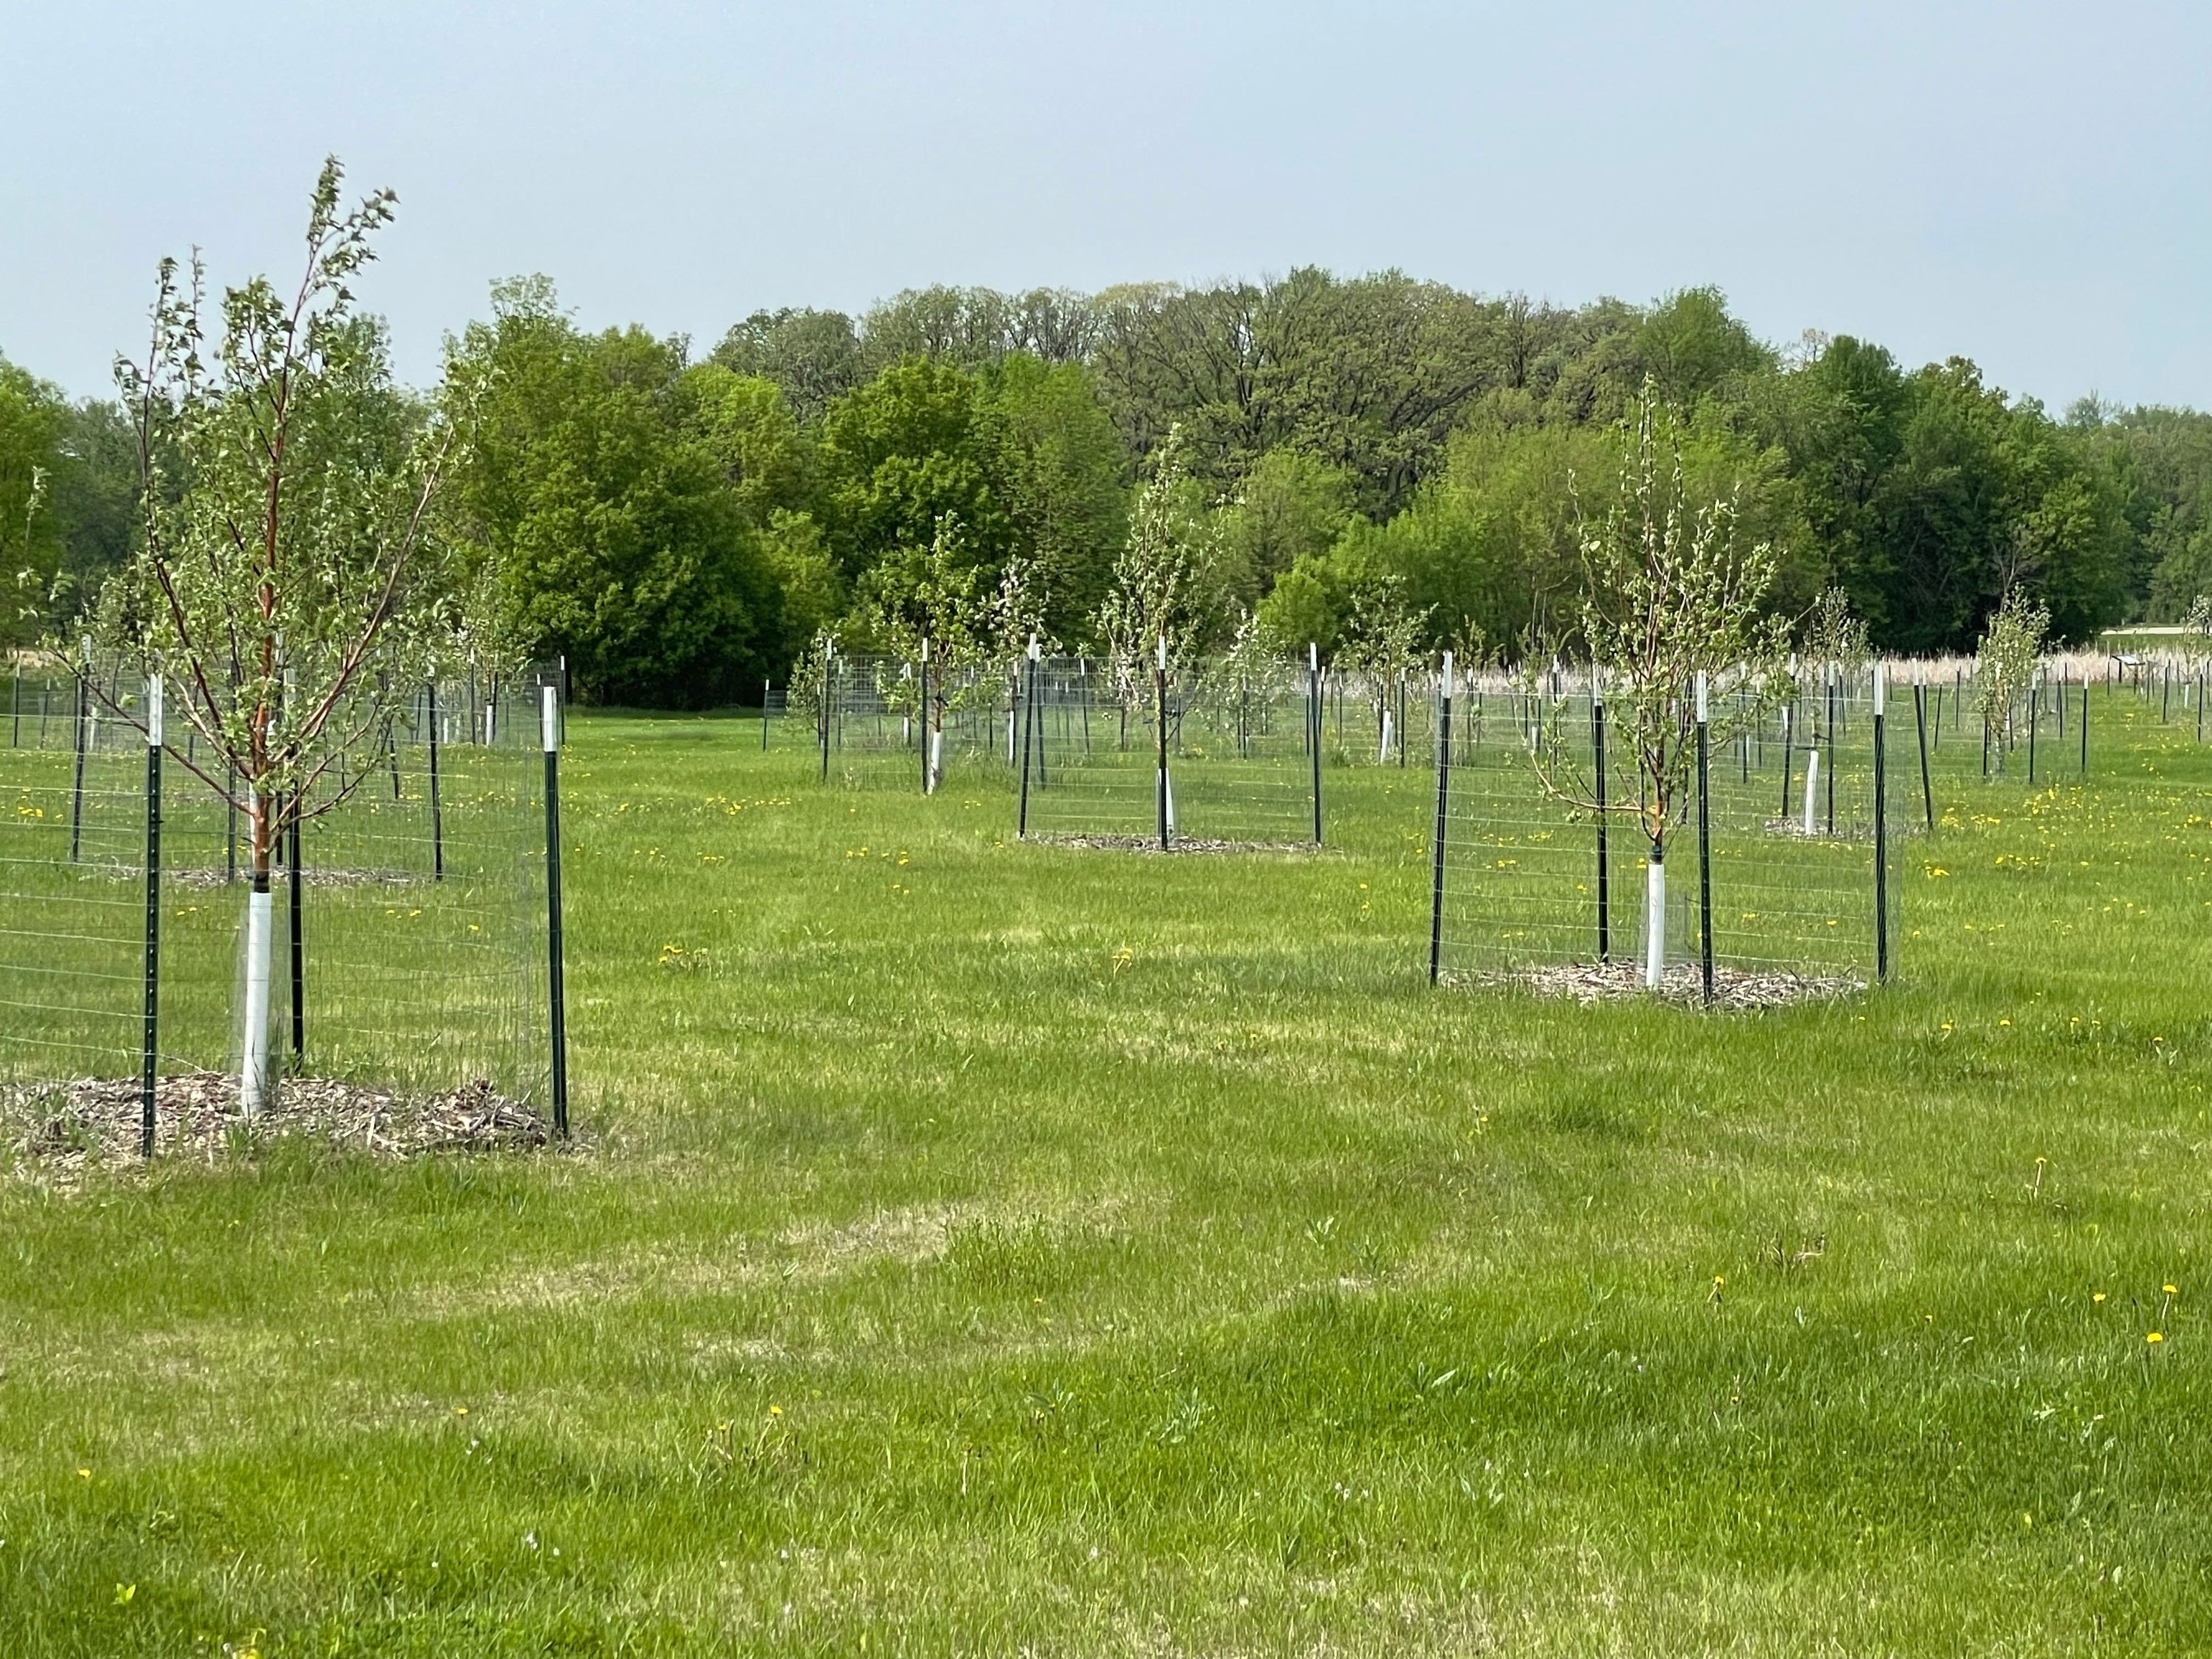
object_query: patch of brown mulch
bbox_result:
[1,1071,569,1180]
[1028,833,1316,855]
[1449,958,1863,1009]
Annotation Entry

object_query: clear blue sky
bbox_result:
[3,0,2205,409]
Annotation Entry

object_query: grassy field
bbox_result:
[1,687,2209,1655]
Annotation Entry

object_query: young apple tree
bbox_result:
[100,159,467,1112]
[1971,588,2048,774]
[1535,386,1791,988]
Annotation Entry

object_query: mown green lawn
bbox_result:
[1,691,2208,1655]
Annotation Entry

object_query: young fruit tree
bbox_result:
[99,159,468,1113]
[1972,588,2049,775]
[1536,387,1790,988]
[1096,428,1231,829]
[849,512,1018,791]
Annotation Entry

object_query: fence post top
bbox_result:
[541,685,559,754]
[146,675,163,747]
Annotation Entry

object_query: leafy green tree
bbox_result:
[981,354,1127,641]
[860,286,1099,371]
[820,356,1013,591]
[687,365,817,526]
[443,279,785,706]
[1748,335,1911,636]
[710,308,864,422]
[1633,287,1773,409]
[1217,449,1358,601]
[51,399,140,620]
[0,355,68,647]
[1090,269,1509,516]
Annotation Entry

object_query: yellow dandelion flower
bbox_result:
[2164,1284,2179,1295]
[2147,1331,2164,1344]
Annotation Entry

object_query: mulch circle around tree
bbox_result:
[1030,834,1316,855]
[166,866,428,891]
[1451,958,1863,1009]
[1,1072,571,1181]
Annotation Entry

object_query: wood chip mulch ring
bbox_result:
[1446,958,1864,1009]
[1,1071,577,1182]
[1028,833,1317,855]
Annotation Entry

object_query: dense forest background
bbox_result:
[8,271,2212,704]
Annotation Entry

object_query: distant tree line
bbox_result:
[9,270,2211,702]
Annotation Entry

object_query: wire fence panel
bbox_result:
[2,658,555,1109]
[798,653,1027,791]
[1322,669,1432,771]
[1435,671,1914,988]
[1018,657,1159,840]
[1017,654,1320,846]
[0,674,150,1084]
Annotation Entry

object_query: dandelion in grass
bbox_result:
[2148,1331,2164,1345]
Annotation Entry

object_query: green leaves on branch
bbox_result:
[104,157,467,854]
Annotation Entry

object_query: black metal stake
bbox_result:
[819,644,832,783]
[427,683,445,882]
[70,669,87,863]
[1825,674,1836,834]
[288,804,304,1069]
[1914,681,1934,830]
[1779,702,1796,821]
[140,682,163,1157]
[1594,686,1610,961]
[1017,646,1037,838]
[1429,656,1453,984]
[543,687,569,1138]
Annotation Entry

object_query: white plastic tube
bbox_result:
[928,728,943,793]
[240,871,273,1115]
[1644,854,1666,989]
[1802,749,1820,835]
[1379,709,1393,765]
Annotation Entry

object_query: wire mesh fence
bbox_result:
[1015,653,1322,847]
[2,655,561,1119]
[1431,665,1916,992]
[1319,668,1432,771]
[784,649,1027,791]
